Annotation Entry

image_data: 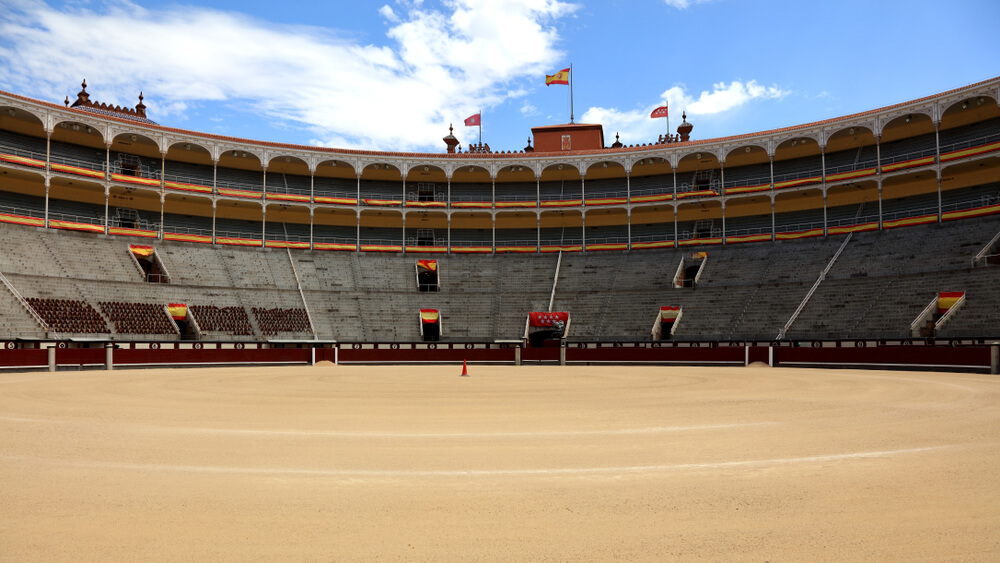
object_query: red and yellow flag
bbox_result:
[660,306,680,321]
[129,244,154,257]
[167,303,187,320]
[545,68,570,86]
[420,309,439,324]
[417,259,437,271]
[937,292,964,315]
[690,251,708,259]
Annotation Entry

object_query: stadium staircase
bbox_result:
[777,233,853,339]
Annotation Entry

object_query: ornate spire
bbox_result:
[677,111,693,143]
[524,137,534,153]
[442,123,459,154]
[135,91,147,117]
[611,132,623,149]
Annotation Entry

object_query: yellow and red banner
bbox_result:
[420,309,440,324]
[825,167,876,183]
[725,183,771,195]
[883,214,937,230]
[545,68,570,86]
[827,222,878,236]
[726,233,772,244]
[111,227,157,238]
[405,246,447,253]
[216,236,262,246]
[0,152,46,168]
[265,240,310,249]
[660,306,680,322]
[110,173,160,187]
[631,240,673,250]
[584,197,628,206]
[363,198,402,206]
[630,193,673,203]
[496,246,538,253]
[541,244,582,253]
[496,201,538,208]
[677,189,717,199]
[313,242,357,251]
[774,176,821,190]
[937,292,964,315]
[165,180,212,194]
[417,259,437,271]
[450,201,493,209]
[314,196,357,205]
[585,243,628,251]
[129,244,154,257]
[49,219,104,233]
[775,228,824,240]
[940,140,1000,163]
[881,156,934,174]
[943,203,1000,222]
[678,237,722,246]
[450,246,492,253]
[266,193,310,203]
[164,232,212,244]
[167,303,187,321]
[360,243,402,252]
[540,199,582,207]
[50,162,105,179]
[0,212,44,227]
[218,187,262,199]
[690,252,708,259]
[405,201,447,208]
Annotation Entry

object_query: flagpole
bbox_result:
[569,63,574,124]
[667,105,670,141]
[479,109,482,147]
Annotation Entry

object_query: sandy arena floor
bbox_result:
[1,364,998,561]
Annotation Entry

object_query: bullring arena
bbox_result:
[1,75,1000,560]
[2,364,999,561]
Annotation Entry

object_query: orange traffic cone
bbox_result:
[461,359,469,376]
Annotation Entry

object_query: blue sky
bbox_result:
[1,0,998,153]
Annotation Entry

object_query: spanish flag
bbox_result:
[546,68,570,86]
[660,306,680,321]
[167,303,187,321]
[417,259,437,271]
[129,244,154,257]
[420,309,440,324]
[937,292,964,315]
[690,251,708,260]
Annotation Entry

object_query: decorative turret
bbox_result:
[524,137,534,153]
[611,132,623,149]
[73,79,91,105]
[135,92,147,118]
[677,111,693,142]
[64,79,156,124]
[443,124,459,154]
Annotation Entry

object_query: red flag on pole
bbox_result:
[464,113,481,127]
[650,106,669,119]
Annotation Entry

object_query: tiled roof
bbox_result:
[1,76,996,159]
[75,105,158,125]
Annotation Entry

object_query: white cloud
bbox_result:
[379,5,400,23]
[662,0,714,8]
[580,80,790,146]
[0,0,578,151]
